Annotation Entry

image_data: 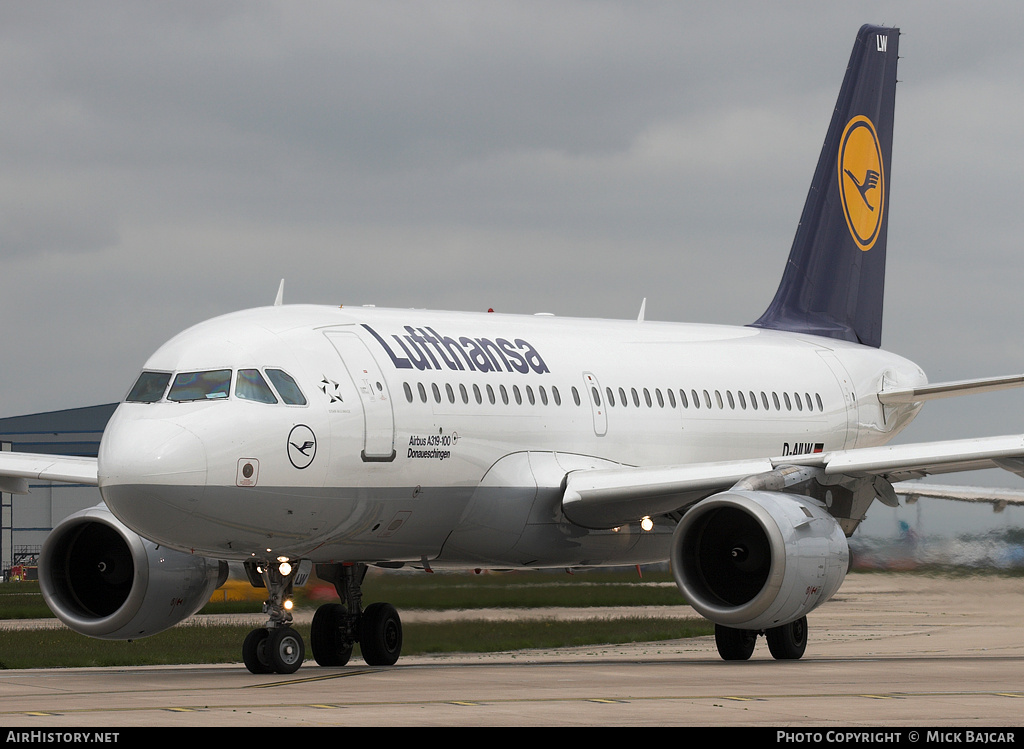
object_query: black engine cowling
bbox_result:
[671,490,848,630]
[39,504,228,639]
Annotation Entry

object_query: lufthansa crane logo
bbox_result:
[287,424,317,469]
[838,115,884,251]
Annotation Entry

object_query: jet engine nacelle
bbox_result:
[39,504,228,640]
[671,490,848,631]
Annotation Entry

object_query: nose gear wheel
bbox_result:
[241,560,306,675]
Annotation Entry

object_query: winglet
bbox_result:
[274,279,285,307]
[751,25,899,348]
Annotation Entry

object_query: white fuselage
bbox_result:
[97,304,926,568]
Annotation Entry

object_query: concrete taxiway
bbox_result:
[0,573,1022,727]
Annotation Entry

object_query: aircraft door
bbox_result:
[325,331,397,462]
[583,372,607,437]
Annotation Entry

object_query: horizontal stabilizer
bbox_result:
[878,374,1024,404]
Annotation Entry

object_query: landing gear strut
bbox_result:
[714,616,808,661]
[311,563,403,667]
[242,559,305,674]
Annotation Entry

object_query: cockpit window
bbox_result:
[266,369,307,405]
[126,371,171,403]
[236,369,278,404]
[168,370,232,402]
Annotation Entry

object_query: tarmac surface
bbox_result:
[0,573,1022,728]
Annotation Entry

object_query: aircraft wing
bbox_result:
[562,434,1024,529]
[0,451,99,495]
[893,480,1024,510]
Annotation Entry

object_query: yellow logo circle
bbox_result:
[838,116,884,251]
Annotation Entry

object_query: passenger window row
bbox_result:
[593,386,824,414]
[403,380,824,414]
[403,381,564,408]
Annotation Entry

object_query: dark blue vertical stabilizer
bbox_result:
[751,25,899,348]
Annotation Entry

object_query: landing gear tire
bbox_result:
[243,626,306,674]
[714,624,757,661]
[360,601,403,666]
[242,628,274,674]
[766,616,808,660]
[311,603,354,667]
[266,626,305,674]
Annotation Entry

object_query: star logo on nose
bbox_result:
[320,376,344,403]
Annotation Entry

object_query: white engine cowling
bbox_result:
[671,490,848,631]
[39,504,228,639]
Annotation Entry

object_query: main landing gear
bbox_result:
[714,616,808,661]
[310,563,403,668]
[240,560,404,675]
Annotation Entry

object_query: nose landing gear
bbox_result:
[241,559,306,675]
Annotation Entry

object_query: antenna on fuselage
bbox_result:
[274,279,285,306]
[637,298,646,322]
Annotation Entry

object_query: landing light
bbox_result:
[641,516,654,532]
[279,562,292,576]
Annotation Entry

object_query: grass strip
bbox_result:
[0,616,713,670]
[0,571,686,620]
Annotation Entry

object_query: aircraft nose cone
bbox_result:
[99,417,208,483]
[98,414,208,545]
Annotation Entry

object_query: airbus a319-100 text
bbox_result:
[3,25,1024,674]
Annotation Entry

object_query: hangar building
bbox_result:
[0,404,116,579]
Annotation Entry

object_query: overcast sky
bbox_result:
[3,1,1024,516]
